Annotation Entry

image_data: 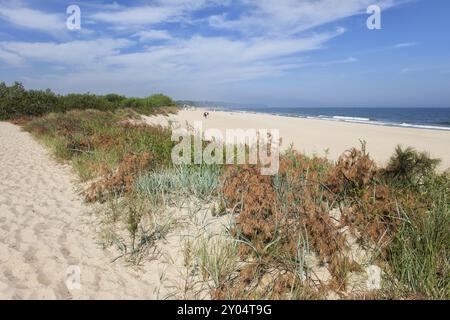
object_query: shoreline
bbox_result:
[145,108,450,170]
[203,108,450,132]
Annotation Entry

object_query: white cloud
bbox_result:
[391,42,418,49]
[0,48,23,66]
[0,3,65,34]
[401,67,411,74]
[90,0,210,26]
[1,0,411,99]
[209,0,400,35]
[0,26,345,94]
[91,6,175,26]
[0,38,133,66]
[132,30,173,42]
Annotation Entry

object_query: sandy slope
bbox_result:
[145,109,450,170]
[0,122,184,299]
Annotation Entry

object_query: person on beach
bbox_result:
[203,112,209,119]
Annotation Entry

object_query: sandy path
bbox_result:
[0,122,171,299]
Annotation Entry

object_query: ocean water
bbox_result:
[223,107,450,131]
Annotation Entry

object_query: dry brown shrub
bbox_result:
[325,147,402,249]
[218,153,355,298]
[84,152,153,202]
[9,116,34,125]
[222,165,280,253]
[276,153,351,285]
[215,145,432,299]
[326,147,377,196]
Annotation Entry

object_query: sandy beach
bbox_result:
[0,108,448,300]
[145,109,450,170]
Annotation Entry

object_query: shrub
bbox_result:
[383,146,441,186]
[59,93,117,112]
[85,152,153,203]
[0,81,178,119]
[325,146,400,248]
[217,154,355,298]
[0,82,59,119]
[24,109,175,201]
[123,94,176,115]
[215,145,448,299]
[385,173,449,299]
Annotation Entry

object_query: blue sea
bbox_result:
[222,107,450,131]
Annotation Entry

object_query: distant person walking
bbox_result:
[203,111,210,119]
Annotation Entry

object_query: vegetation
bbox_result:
[4,82,446,300]
[24,109,174,183]
[0,81,177,120]
[213,146,449,299]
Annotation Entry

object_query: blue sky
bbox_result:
[0,0,449,107]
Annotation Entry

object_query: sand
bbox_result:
[144,109,450,170]
[0,122,194,300]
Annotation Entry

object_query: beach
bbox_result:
[0,107,448,300]
[145,109,450,170]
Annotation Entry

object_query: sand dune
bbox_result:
[144,109,450,170]
[0,122,187,300]
[1,108,447,299]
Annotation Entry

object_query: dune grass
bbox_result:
[385,173,449,299]
[24,109,174,181]
[135,165,223,206]
[21,107,449,300]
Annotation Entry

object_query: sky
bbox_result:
[0,0,449,108]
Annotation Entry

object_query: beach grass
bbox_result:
[18,107,449,300]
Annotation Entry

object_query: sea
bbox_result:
[220,107,450,131]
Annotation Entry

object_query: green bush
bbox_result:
[0,82,59,119]
[59,94,117,112]
[384,146,441,186]
[386,173,449,299]
[0,81,177,120]
[123,94,176,115]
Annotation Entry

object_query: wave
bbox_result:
[302,115,450,131]
[399,123,450,131]
[226,108,450,131]
[332,116,372,122]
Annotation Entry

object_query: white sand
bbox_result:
[145,109,450,170]
[0,122,194,300]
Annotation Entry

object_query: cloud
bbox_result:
[391,42,418,49]
[90,0,211,26]
[2,27,345,95]
[208,0,400,36]
[0,38,133,66]
[0,48,23,66]
[91,5,175,26]
[132,30,173,42]
[0,2,66,35]
[401,67,411,74]
[0,0,412,100]
[102,28,345,83]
